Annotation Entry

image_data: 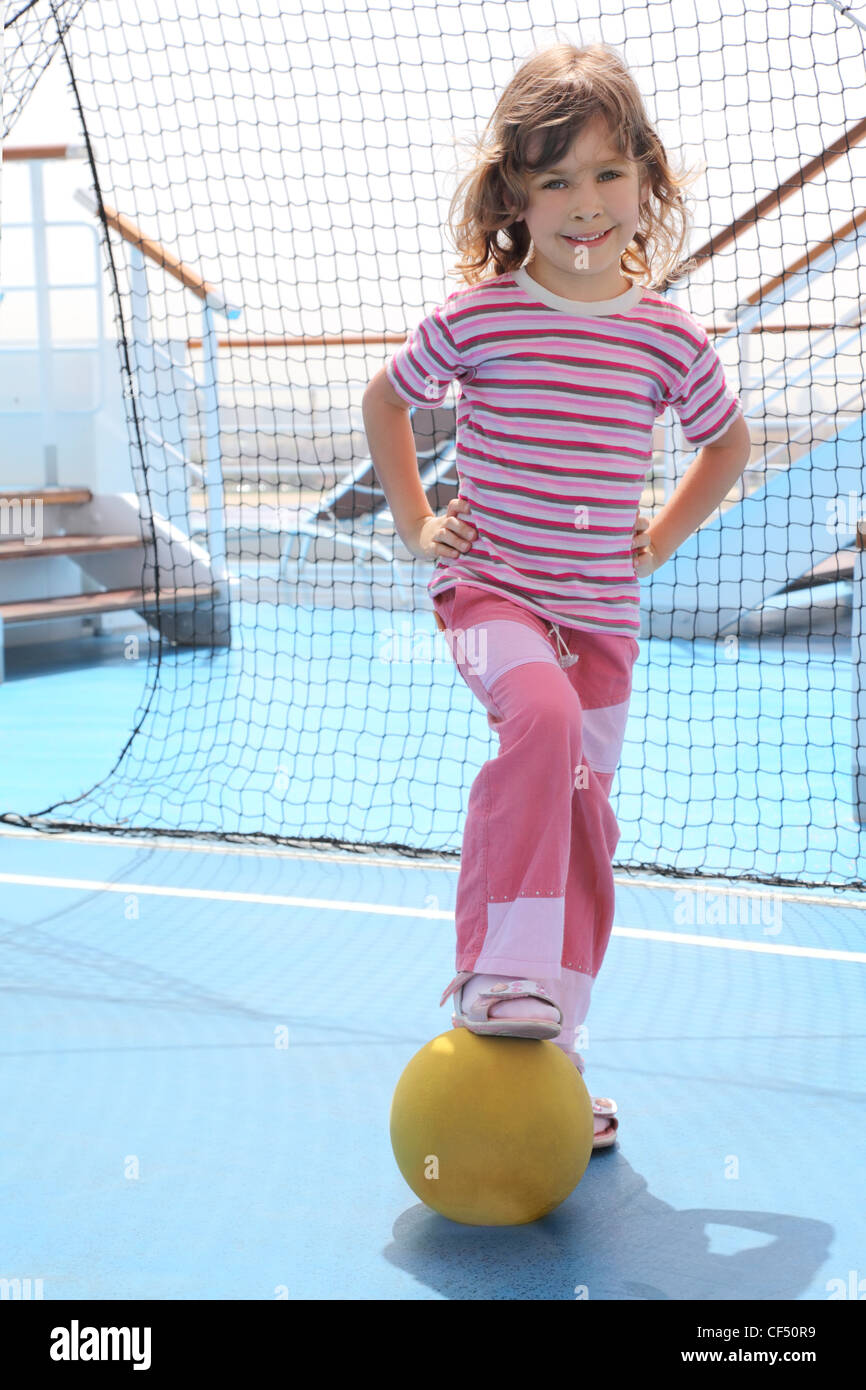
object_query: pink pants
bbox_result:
[432,582,640,1058]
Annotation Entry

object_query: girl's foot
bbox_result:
[459,972,561,1025]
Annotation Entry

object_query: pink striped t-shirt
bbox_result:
[385,264,742,638]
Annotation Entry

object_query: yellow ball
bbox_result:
[389,1029,594,1226]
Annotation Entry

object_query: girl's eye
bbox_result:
[542,171,620,190]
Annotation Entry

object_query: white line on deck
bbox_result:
[1,872,864,962]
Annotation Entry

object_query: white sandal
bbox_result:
[590,1097,619,1150]
[439,972,563,1040]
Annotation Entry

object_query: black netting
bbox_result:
[2,0,866,889]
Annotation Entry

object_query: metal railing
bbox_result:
[1,143,240,587]
[72,184,240,578]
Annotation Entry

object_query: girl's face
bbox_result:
[512,115,650,302]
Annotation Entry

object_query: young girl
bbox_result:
[363,42,750,1149]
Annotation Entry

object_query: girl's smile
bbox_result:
[562,227,615,247]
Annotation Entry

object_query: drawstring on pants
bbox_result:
[547,622,581,669]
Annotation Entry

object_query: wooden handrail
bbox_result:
[2,143,88,162]
[186,332,412,350]
[744,205,866,307]
[183,319,861,352]
[708,321,862,333]
[73,188,240,320]
[686,114,866,271]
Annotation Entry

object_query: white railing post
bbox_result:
[29,160,59,485]
[128,243,153,521]
[199,300,228,582]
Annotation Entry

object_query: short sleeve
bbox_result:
[666,320,742,447]
[386,299,476,409]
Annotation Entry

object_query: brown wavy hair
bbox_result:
[446,41,705,292]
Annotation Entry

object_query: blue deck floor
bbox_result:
[0,828,863,1300]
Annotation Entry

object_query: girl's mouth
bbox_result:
[562,227,614,248]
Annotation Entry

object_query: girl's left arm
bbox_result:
[632,412,752,574]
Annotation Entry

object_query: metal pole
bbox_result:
[128,243,152,511]
[199,300,228,582]
[29,160,58,486]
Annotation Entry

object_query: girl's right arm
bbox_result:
[362,367,477,562]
